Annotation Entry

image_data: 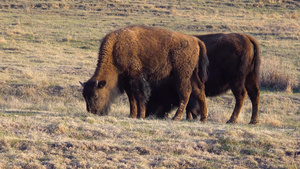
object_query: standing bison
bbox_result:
[80,25,209,121]
[146,33,261,124]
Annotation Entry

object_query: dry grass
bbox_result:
[0,105,299,168]
[0,0,299,168]
[261,57,299,91]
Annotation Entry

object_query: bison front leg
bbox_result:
[186,110,194,120]
[135,92,147,119]
[172,80,192,121]
[130,75,150,119]
[186,95,200,120]
[186,109,198,120]
[125,89,138,118]
[186,108,199,120]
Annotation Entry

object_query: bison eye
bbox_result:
[93,94,98,99]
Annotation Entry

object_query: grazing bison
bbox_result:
[146,33,261,124]
[80,25,209,121]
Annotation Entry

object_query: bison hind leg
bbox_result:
[190,70,207,122]
[227,79,247,124]
[245,73,260,124]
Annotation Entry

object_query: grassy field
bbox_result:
[0,0,299,168]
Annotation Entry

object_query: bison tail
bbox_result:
[198,40,209,83]
[247,35,261,85]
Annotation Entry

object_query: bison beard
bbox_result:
[81,25,209,121]
[146,33,261,124]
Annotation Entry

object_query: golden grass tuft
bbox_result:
[285,11,299,19]
[260,57,299,91]
[261,113,282,127]
[23,69,34,79]
[20,68,50,86]
[0,37,7,44]
[208,109,232,123]
[63,35,73,42]
[47,122,68,134]
[5,28,28,37]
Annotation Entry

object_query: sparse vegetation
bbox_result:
[0,0,299,168]
[261,57,299,92]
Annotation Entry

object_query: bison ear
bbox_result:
[79,81,85,87]
[97,80,106,89]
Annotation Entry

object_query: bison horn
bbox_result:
[95,80,98,87]
[79,81,85,87]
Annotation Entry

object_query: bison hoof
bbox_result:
[249,120,259,125]
[200,118,207,123]
[186,117,193,121]
[137,116,145,119]
[129,115,137,118]
[226,119,238,124]
[172,116,181,121]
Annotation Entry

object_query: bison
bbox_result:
[80,25,209,121]
[146,33,261,124]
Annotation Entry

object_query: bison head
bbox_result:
[80,80,110,115]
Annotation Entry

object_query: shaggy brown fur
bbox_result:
[146,33,261,124]
[81,25,209,121]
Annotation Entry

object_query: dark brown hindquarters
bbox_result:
[244,35,261,124]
